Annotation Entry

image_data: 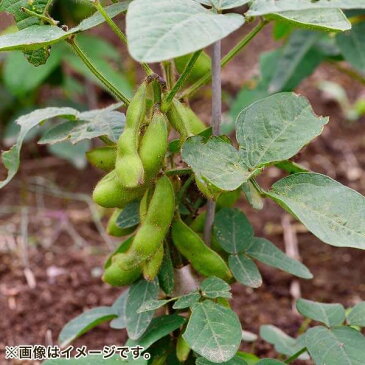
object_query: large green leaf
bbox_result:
[0,0,54,65]
[182,136,255,191]
[247,0,365,17]
[296,299,345,327]
[229,254,262,288]
[0,2,130,52]
[58,307,118,347]
[268,31,320,93]
[198,0,250,10]
[246,238,313,279]
[0,104,124,188]
[110,290,129,329]
[126,279,159,340]
[183,301,242,363]
[260,325,306,358]
[305,326,365,365]
[337,22,365,75]
[116,200,140,229]
[347,302,365,327]
[173,291,201,309]
[214,208,254,254]
[158,247,175,296]
[126,0,244,62]
[267,173,365,249]
[236,93,328,169]
[127,314,186,350]
[200,276,232,299]
[270,9,351,32]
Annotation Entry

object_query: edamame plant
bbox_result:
[1,0,365,364]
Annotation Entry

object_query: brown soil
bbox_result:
[1,17,365,365]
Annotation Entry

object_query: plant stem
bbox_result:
[93,0,153,76]
[161,50,203,112]
[327,60,365,86]
[284,348,307,364]
[21,7,58,25]
[99,136,115,146]
[166,168,192,176]
[162,61,175,90]
[67,37,130,105]
[203,40,221,245]
[181,20,268,99]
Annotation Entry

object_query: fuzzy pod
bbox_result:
[86,146,116,172]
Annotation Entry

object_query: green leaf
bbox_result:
[116,200,140,229]
[270,9,351,32]
[200,277,232,299]
[127,314,186,350]
[197,0,250,10]
[256,360,286,365]
[58,306,118,347]
[268,31,320,93]
[337,22,365,75]
[236,93,328,169]
[3,45,63,96]
[196,356,248,365]
[214,208,254,254]
[39,103,125,144]
[183,301,242,363]
[158,247,175,295]
[0,2,130,52]
[173,291,201,309]
[267,173,365,250]
[347,302,365,327]
[247,0,365,17]
[126,279,159,340]
[137,299,173,313]
[126,0,244,63]
[0,103,124,188]
[110,290,129,329]
[182,136,255,191]
[305,326,365,365]
[228,254,262,288]
[0,0,54,65]
[260,325,306,358]
[236,352,259,365]
[296,299,345,327]
[246,238,313,279]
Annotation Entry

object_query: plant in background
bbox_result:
[1,0,365,364]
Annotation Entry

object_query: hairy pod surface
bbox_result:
[106,209,136,237]
[171,218,232,282]
[181,104,206,135]
[115,176,175,270]
[86,146,116,172]
[103,261,141,287]
[166,99,194,141]
[142,244,164,281]
[116,82,148,188]
[92,170,145,209]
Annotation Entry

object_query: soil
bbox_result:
[1,15,365,365]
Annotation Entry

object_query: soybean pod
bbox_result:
[171,217,232,282]
[116,82,147,188]
[112,175,175,270]
[142,244,164,281]
[86,146,116,172]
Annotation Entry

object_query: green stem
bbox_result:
[181,20,268,98]
[67,37,130,105]
[284,348,307,364]
[93,1,153,76]
[162,50,203,111]
[162,61,175,90]
[166,168,192,176]
[21,7,58,25]
[327,60,365,86]
[99,136,115,146]
[250,178,267,196]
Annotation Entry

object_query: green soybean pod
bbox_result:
[176,333,191,362]
[103,261,141,287]
[114,175,175,270]
[174,51,211,85]
[142,244,164,281]
[116,82,147,188]
[171,218,232,282]
[106,209,136,237]
[139,109,168,180]
[181,104,206,135]
[189,212,206,233]
[166,99,193,141]
[92,170,145,209]
[86,146,116,172]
